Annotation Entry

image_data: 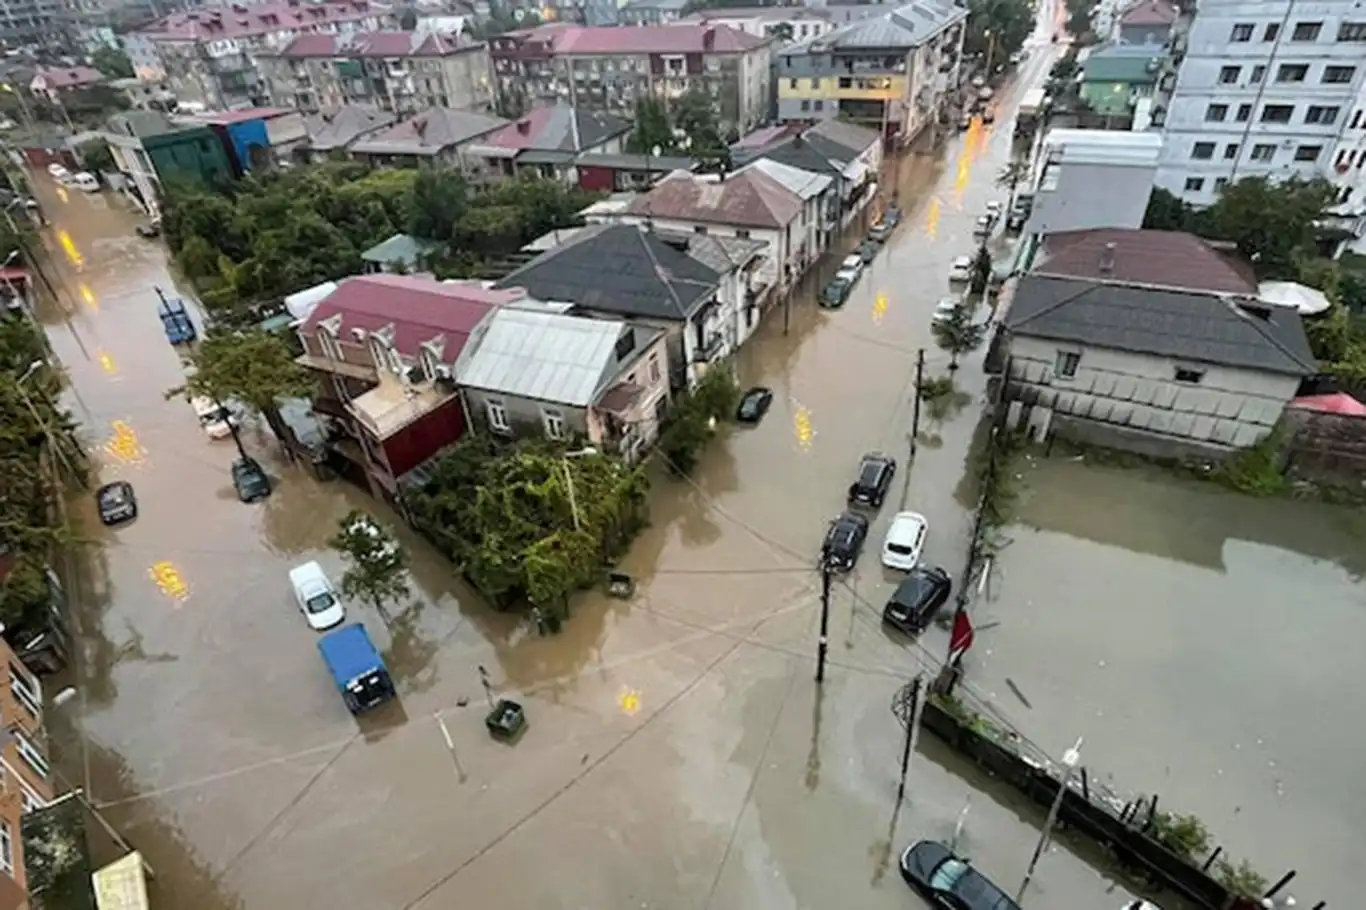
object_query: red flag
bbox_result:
[948,609,975,657]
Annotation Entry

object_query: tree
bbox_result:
[674,89,729,169]
[996,158,1028,208]
[78,139,114,174]
[91,47,134,79]
[964,0,1033,70]
[403,168,467,243]
[968,242,993,298]
[330,511,411,620]
[1206,176,1334,278]
[398,7,418,29]
[627,97,675,155]
[1142,186,1197,232]
[657,365,739,475]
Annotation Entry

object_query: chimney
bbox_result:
[516,118,531,134]
[1098,241,1116,274]
[702,26,715,50]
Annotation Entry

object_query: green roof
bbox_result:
[1081,52,1159,84]
[360,233,441,268]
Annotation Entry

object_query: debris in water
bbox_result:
[1005,678,1032,709]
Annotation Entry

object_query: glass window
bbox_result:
[1229,23,1253,42]
[1323,65,1356,83]
[1276,63,1307,82]
[1251,143,1277,162]
[1291,21,1322,41]
[1191,142,1215,160]
[14,729,49,780]
[9,663,40,719]
[486,399,510,433]
[1294,145,1322,162]
[1224,143,1240,159]
[0,820,11,874]
[1235,103,1252,122]
[1184,177,1205,191]
[1261,104,1294,123]
[1055,351,1080,378]
[1174,367,1204,384]
[1263,23,1280,41]
[1218,65,1241,84]
[542,407,565,440]
[1204,103,1227,121]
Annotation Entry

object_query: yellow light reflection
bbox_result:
[79,283,97,311]
[873,291,888,324]
[793,404,814,451]
[149,561,191,604]
[104,420,145,465]
[56,186,68,203]
[618,687,641,716]
[57,229,83,267]
[926,197,941,239]
[97,351,118,377]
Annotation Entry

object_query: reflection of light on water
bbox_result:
[57,229,83,267]
[618,688,641,716]
[793,404,815,451]
[149,561,191,604]
[104,420,145,464]
[56,186,68,203]
[926,198,941,239]
[872,291,888,324]
[79,283,96,310]
[97,351,118,377]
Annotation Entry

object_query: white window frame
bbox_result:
[420,348,440,382]
[0,820,11,875]
[1055,350,1081,379]
[14,729,49,780]
[20,782,44,814]
[542,406,566,440]
[486,399,511,434]
[648,353,660,384]
[318,326,343,361]
[10,662,40,720]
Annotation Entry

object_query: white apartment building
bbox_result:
[1153,0,1366,205]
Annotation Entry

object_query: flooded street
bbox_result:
[28,20,1166,910]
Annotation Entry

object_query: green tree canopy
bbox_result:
[172,328,315,445]
[403,168,467,242]
[91,47,134,79]
[964,0,1033,66]
[627,97,675,155]
[330,511,411,619]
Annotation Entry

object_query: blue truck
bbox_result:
[155,287,197,344]
[317,623,395,715]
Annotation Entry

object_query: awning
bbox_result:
[516,149,575,166]
[462,144,518,159]
[1289,392,1366,416]
[1258,281,1332,315]
[93,852,149,910]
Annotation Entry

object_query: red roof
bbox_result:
[1121,0,1176,26]
[33,66,103,90]
[1289,392,1366,417]
[627,169,803,229]
[303,275,525,360]
[273,29,476,58]
[1036,229,1257,295]
[141,0,378,42]
[503,23,764,55]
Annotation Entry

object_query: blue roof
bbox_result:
[317,623,384,685]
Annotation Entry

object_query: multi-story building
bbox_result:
[135,0,391,109]
[682,7,837,45]
[489,23,772,134]
[257,24,492,114]
[618,0,688,27]
[102,110,235,217]
[1022,129,1165,239]
[774,0,966,143]
[1152,0,1366,206]
[1326,82,1366,250]
[0,634,55,907]
[0,0,71,50]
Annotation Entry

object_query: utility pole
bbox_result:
[815,560,831,683]
[910,347,925,448]
[892,674,924,804]
[1017,737,1083,903]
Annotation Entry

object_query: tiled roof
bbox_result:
[271,28,479,58]
[303,274,525,359]
[626,169,804,229]
[141,0,380,42]
[476,106,630,153]
[495,223,719,321]
[304,104,395,151]
[1006,275,1317,376]
[1036,229,1257,294]
[33,66,103,89]
[1120,0,1176,26]
[348,107,508,156]
[502,23,765,54]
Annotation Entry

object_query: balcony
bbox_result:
[348,373,456,441]
[691,331,726,364]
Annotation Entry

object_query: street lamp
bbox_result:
[562,446,599,532]
[1016,737,1083,903]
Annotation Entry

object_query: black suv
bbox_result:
[821,511,869,572]
[848,453,896,507]
[882,567,952,636]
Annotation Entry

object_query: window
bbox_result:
[1214,177,1229,191]
[486,399,510,433]
[1184,177,1205,191]
[1055,351,1080,379]
[317,326,343,361]
[1250,143,1277,162]
[735,229,751,239]
[1224,142,1240,159]
[1276,63,1307,82]
[692,225,707,235]
[810,78,819,89]
[1250,64,1266,84]
[800,99,810,112]
[1291,21,1322,41]
[1305,105,1340,124]
[1174,367,1205,384]
[1229,23,1253,42]
[1204,103,1228,122]
[541,407,565,440]
[0,821,10,875]
[1353,109,1364,128]
[788,78,798,89]
[1339,22,1366,41]
[1261,104,1294,122]
[1218,65,1240,84]
[1235,103,1252,122]
[1323,65,1356,83]
[1337,148,1350,168]
[1263,22,1280,41]
[813,100,824,111]
[14,729,49,780]
[1191,141,1215,160]
[10,662,40,719]
[838,76,852,88]
[20,785,42,814]
[1294,144,1322,162]
[648,353,660,384]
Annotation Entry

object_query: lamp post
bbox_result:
[562,446,599,532]
[1016,737,1083,903]
[983,29,998,80]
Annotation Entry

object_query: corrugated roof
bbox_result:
[457,308,631,406]
[1081,45,1160,83]
[740,158,833,200]
[1120,0,1176,26]
[803,118,880,160]
[304,104,395,151]
[1005,276,1317,376]
[1036,229,1257,294]
[349,107,508,156]
[794,0,964,51]
[502,23,765,54]
[361,233,441,266]
[141,0,379,42]
[626,168,804,228]
[477,105,630,154]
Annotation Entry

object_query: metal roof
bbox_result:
[740,158,833,200]
[457,308,630,406]
[790,0,964,52]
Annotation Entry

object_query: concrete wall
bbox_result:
[1007,335,1300,449]
[1025,160,1156,234]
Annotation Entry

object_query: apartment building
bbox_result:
[136,0,391,108]
[0,635,54,907]
[682,7,837,45]
[1326,82,1366,250]
[489,24,772,134]
[0,0,70,49]
[1152,0,1366,205]
[774,0,966,143]
[258,25,492,114]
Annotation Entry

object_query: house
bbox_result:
[461,106,630,183]
[655,229,769,348]
[489,24,772,134]
[301,104,396,158]
[0,633,55,906]
[109,76,176,110]
[618,0,690,25]
[495,223,726,388]
[177,107,308,172]
[737,158,834,273]
[296,274,526,505]
[1002,274,1317,458]
[28,66,103,102]
[257,25,493,115]
[1031,228,1258,295]
[1115,0,1176,46]
[101,111,235,218]
[683,7,836,44]
[774,0,965,142]
[735,118,883,231]
[574,151,697,193]
[1078,43,1160,117]
[1022,130,1164,238]
[620,168,806,300]
[346,107,508,167]
[457,307,672,461]
[361,233,442,273]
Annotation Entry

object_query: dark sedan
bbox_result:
[819,276,852,309]
[900,840,1020,910]
[883,566,952,636]
[857,239,879,263]
[736,387,773,424]
[821,511,869,573]
[96,481,137,525]
[232,457,272,503]
[847,452,895,507]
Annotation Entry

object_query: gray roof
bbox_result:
[305,104,396,152]
[803,118,881,161]
[457,308,637,406]
[654,230,766,275]
[496,223,720,321]
[574,152,697,171]
[740,158,833,200]
[736,136,845,176]
[791,0,964,52]
[623,0,690,9]
[361,233,441,267]
[349,107,508,157]
[1005,276,1318,376]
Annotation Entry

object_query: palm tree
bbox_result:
[997,159,1029,209]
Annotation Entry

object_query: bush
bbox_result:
[656,364,739,476]
[1148,812,1211,862]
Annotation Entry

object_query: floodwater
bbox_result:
[30,16,1164,910]
[971,454,1366,909]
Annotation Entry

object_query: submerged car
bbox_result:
[948,256,973,283]
[882,510,928,570]
[821,511,869,573]
[834,253,863,284]
[933,296,961,324]
[135,221,161,239]
[232,456,272,503]
[289,561,346,631]
[819,276,853,309]
[847,452,896,507]
[96,481,137,525]
[868,221,893,243]
[191,396,238,440]
[736,386,773,424]
[901,840,1019,910]
[882,566,952,636]
[858,239,879,263]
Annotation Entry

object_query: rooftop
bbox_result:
[1081,43,1161,83]
[348,107,508,157]
[622,0,690,10]
[739,158,833,201]
[179,106,297,126]
[141,0,380,42]
[731,124,803,151]
[655,230,766,275]
[1006,275,1317,376]
[469,106,630,156]
[792,0,965,53]
[1039,127,1163,167]
[350,374,452,438]
[626,169,804,229]
[1120,0,1177,27]
[685,6,834,21]
[360,233,442,268]
[105,109,204,140]
[304,104,395,151]
[803,118,881,161]
[1035,229,1257,295]
[573,151,697,172]
[269,26,480,58]
[32,66,103,89]
[498,23,766,54]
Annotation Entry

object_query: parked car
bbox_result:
[835,253,863,284]
[868,221,893,243]
[135,221,161,239]
[982,108,996,125]
[884,204,902,226]
[900,840,1019,910]
[96,481,137,525]
[847,452,896,507]
[882,566,952,635]
[858,239,879,263]
[985,200,1002,220]
[47,163,68,181]
[736,386,773,424]
[821,511,870,573]
[948,256,973,282]
[192,396,238,440]
[72,172,99,193]
[289,561,346,631]
[819,276,853,309]
[972,215,993,239]
[933,296,961,324]
[882,511,928,570]
[232,456,272,503]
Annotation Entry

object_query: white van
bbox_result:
[289,562,346,631]
[72,172,99,193]
[47,163,69,181]
[191,396,238,439]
